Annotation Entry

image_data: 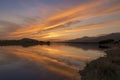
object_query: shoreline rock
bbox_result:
[80,47,120,80]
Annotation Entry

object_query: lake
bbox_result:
[0,43,105,80]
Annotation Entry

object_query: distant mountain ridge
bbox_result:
[67,33,120,43]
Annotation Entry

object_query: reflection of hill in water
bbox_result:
[60,43,101,51]
[0,43,105,80]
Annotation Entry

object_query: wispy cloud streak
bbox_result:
[6,0,120,40]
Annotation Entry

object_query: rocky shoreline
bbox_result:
[80,47,120,80]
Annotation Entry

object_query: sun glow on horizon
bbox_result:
[0,0,120,41]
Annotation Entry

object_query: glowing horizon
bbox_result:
[0,0,120,41]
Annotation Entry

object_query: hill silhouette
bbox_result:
[66,33,120,43]
[0,38,50,47]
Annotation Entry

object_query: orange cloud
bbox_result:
[7,0,120,41]
[36,20,120,40]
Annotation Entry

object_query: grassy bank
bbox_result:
[80,47,120,80]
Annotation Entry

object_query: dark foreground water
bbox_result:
[0,44,105,80]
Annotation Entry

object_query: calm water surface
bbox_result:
[0,44,105,80]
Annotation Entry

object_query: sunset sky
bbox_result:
[0,0,120,41]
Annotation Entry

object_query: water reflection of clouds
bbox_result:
[0,44,105,80]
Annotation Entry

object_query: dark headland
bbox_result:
[0,38,50,47]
